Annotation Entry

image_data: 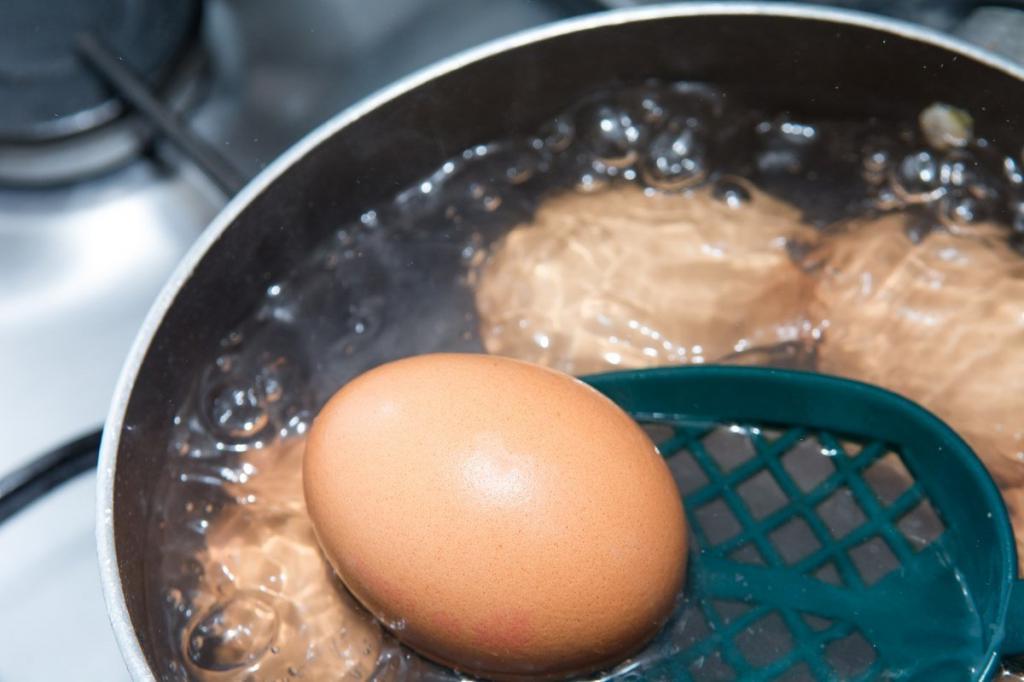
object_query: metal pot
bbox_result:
[97,4,1024,678]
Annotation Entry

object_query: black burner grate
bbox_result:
[0,0,202,142]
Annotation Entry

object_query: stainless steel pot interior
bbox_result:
[97,4,1024,679]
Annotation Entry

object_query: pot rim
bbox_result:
[96,3,1024,678]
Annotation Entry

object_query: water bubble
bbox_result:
[482,194,502,212]
[537,116,574,153]
[346,301,381,338]
[207,385,269,440]
[200,336,310,444]
[262,377,284,407]
[938,152,980,191]
[394,178,442,217]
[903,151,937,185]
[386,618,408,632]
[875,187,901,211]
[578,103,644,168]
[712,177,752,208]
[463,181,505,214]
[505,162,534,185]
[938,194,987,229]
[892,150,945,203]
[758,116,816,146]
[862,147,891,185]
[778,120,817,143]
[575,171,608,193]
[864,148,890,172]
[966,176,1001,206]
[186,593,280,672]
[592,159,622,177]
[359,210,379,229]
[491,146,541,185]
[754,116,822,176]
[283,407,313,436]
[638,94,667,125]
[1012,203,1024,233]
[640,123,706,191]
[460,232,484,263]
[1008,157,1024,185]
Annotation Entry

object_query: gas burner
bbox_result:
[0,0,204,185]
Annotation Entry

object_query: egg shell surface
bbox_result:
[303,353,687,680]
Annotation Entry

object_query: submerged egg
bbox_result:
[304,353,687,680]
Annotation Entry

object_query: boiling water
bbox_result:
[147,83,1024,680]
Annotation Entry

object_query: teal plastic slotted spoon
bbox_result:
[582,366,1024,681]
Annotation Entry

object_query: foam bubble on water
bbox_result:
[639,122,707,191]
[892,150,945,203]
[863,107,1024,235]
[186,592,280,672]
[711,176,752,208]
[577,101,645,169]
[204,382,269,441]
[862,146,891,186]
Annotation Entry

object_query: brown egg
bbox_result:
[473,184,817,374]
[808,214,1024,573]
[304,353,687,680]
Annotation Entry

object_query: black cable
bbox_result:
[0,429,102,525]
